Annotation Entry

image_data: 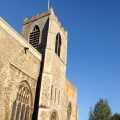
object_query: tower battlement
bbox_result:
[23,8,67,35]
[23,8,53,24]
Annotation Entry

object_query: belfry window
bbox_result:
[55,33,61,57]
[10,84,31,120]
[29,25,40,49]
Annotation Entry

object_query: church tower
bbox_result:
[22,8,72,120]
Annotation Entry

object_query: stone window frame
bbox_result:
[29,25,40,49]
[10,81,32,120]
[55,33,62,57]
[67,102,72,120]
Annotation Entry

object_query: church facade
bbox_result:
[0,8,78,120]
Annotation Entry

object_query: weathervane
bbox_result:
[48,0,50,10]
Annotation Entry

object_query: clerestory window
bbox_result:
[29,25,40,49]
[55,33,61,57]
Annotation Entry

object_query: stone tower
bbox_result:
[22,8,78,120]
[22,8,72,120]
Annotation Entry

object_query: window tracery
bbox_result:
[10,84,31,120]
[20,104,25,120]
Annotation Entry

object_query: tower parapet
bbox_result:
[23,8,67,35]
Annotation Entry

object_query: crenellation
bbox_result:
[23,9,53,25]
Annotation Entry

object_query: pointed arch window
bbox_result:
[11,84,31,120]
[55,33,61,57]
[29,25,40,49]
[67,102,72,120]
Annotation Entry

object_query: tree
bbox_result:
[111,113,120,120]
[88,98,112,120]
[88,108,94,120]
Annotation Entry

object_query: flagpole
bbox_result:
[48,0,50,10]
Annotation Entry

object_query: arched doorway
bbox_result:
[10,82,32,120]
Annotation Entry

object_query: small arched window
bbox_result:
[29,25,40,49]
[67,102,72,120]
[55,33,61,57]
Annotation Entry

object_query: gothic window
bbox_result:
[29,25,40,49]
[67,102,72,120]
[11,84,31,120]
[55,33,61,57]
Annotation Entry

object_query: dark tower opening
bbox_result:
[29,25,40,49]
[55,33,61,57]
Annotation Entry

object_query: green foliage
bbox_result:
[88,108,94,120]
[111,113,120,120]
[88,98,112,120]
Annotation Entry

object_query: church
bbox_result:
[0,8,78,120]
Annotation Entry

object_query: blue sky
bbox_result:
[0,0,120,120]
